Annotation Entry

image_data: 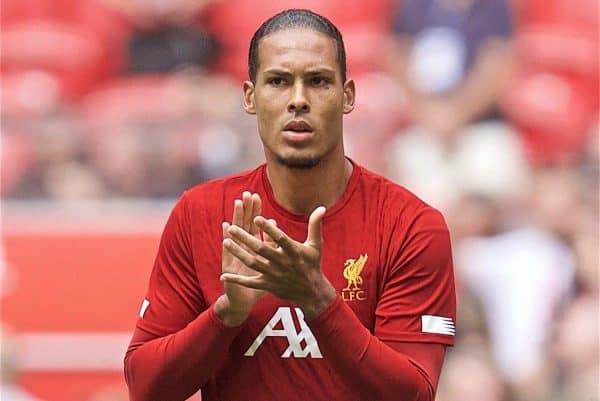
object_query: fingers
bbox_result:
[231,192,262,235]
[228,224,281,261]
[263,219,278,247]
[222,222,233,266]
[242,191,253,231]
[306,206,326,249]
[250,193,262,236]
[254,216,296,252]
[223,237,271,275]
[232,199,243,227]
[220,273,265,291]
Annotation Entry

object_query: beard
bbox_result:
[275,154,321,169]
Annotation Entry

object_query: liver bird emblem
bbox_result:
[343,254,368,290]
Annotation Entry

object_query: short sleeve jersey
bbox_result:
[137,161,456,401]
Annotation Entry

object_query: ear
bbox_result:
[342,79,355,114]
[243,81,256,115]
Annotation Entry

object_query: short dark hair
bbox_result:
[248,9,347,84]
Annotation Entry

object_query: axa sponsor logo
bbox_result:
[245,307,322,358]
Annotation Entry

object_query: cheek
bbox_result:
[318,98,344,127]
[256,93,285,120]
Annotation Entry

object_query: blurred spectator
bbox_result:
[550,295,599,401]
[388,0,514,139]
[456,216,575,400]
[436,340,506,401]
[385,0,519,210]
[99,0,219,74]
[451,166,597,401]
[386,121,529,210]
[6,113,107,200]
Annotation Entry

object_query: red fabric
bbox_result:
[308,296,446,400]
[125,307,243,401]
[125,162,456,401]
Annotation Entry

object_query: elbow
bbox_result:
[380,365,435,401]
[124,351,155,401]
[408,372,435,401]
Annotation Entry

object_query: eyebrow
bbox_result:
[263,67,337,76]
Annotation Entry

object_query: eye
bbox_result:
[268,77,286,86]
[311,77,330,87]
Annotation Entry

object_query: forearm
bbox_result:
[451,40,514,123]
[125,305,243,401]
[307,297,435,401]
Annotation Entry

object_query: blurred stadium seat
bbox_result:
[202,1,395,80]
[502,0,598,164]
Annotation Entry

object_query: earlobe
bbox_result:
[243,81,256,115]
[343,79,356,114]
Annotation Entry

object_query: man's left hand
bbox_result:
[220,205,337,319]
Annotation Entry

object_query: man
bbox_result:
[386,0,518,209]
[389,0,514,139]
[125,9,455,401]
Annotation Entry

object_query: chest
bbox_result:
[194,211,386,329]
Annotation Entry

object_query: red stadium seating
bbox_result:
[78,76,183,124]
[1,19,121,99]
[503,0,598,164]
[201,0,395,80]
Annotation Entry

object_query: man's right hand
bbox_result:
[214,192,268,327]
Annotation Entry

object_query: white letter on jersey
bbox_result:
[139,299,150,318]
[244,307,322,358]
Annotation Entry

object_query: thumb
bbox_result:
[306,206,326,249]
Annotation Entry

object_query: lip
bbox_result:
[283,120,313,132]
[281,119,314,145]
[281,130,314,144]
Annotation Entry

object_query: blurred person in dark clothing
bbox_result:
[389,0,514,139]
[385,0,520,211]
[99,0,219,74]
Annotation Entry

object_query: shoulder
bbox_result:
[354,165,449,244]
[358,165,445,224]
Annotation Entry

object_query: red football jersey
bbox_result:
[131,161,456,401]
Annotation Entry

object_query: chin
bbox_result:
[276,155,321,169]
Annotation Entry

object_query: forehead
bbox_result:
[256,28,339,73]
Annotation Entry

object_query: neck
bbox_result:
[265,154,353,215]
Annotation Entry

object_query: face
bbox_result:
[243,28,355,169]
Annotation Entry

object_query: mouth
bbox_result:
[282,120,314,144]
[283,120,313,132]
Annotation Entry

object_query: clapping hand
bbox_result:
[221,195,336,319]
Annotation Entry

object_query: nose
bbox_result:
[287,82,310,113]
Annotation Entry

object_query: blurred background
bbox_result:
[1,0,597,400]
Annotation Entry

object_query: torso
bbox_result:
[183,162,427,401]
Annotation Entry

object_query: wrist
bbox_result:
[213,295,250,327]
[299,277,337,320]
